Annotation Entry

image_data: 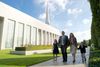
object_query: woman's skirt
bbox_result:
[70,45,77,54]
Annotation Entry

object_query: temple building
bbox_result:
[0,2,60,50]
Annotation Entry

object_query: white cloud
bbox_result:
[74,30,91,42]
[67,8,82,15]
[67,22,72,26]
[34,0,45,4]
[39,13,46,21]
[66,20,73,27]
[53,0,69,10]
[36,0,70,20]
[62,24,91,42]
[82,18,92,25]
[63,28,69,35]
[36,0,70,10]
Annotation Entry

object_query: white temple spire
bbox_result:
[45,0,50,25]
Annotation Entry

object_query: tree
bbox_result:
[89,0,100,48]
[88,39,91,46]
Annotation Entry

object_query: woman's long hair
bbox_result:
[69,33,75,39]
[69,33,77,46]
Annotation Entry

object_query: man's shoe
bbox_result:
[73,60,75,63]
[63,60,67,62]
[85,58,86,61]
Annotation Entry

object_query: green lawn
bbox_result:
[0,50,54,67]
[0,46,70,67]
[89,49,100,67]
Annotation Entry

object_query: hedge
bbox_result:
[15,45,52,51]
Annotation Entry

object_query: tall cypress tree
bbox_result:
[89,0,100,48]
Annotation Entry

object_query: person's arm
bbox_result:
[58,36,61,44]
[85,43,88,48]
[58,36,61,47]
[66,36,69,48]
[84,45,87,48]
[78,45,81,49]
[75,38,78,48]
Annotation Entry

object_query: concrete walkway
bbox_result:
[29,47,90,67]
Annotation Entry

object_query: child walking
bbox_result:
[53,39,59,61]
[78,40,87,63]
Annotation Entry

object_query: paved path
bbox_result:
[29,47,90,67]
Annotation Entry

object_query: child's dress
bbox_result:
[53,43,59,54]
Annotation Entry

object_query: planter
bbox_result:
[10,49,52,55]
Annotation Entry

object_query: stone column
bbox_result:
[41,30,43,45]
[50,33,52,45]
[48,32,50,45]
[45,31,47,45]
[36,28,39,45]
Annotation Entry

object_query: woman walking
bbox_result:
[69,33,78,63]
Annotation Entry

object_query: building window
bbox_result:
[5,19,15,48]
[25,25,31,45]
[31,27,36,45]
[17,23,24,47]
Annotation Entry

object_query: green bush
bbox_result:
[15,47,33,51]
[15,45,52,51]
[89,49,100,67]
[15,47,26,51]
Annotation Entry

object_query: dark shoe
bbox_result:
[65,60,67,62]
[63,60,67,62]
[73,60,75,63]
[63,60,65,62]
[82,60,84,63]
[85,58,86,61]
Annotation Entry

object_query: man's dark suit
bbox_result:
[58,35,69,62]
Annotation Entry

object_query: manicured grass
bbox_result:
[0,46,70,67]
[89,48,100,67]
[0,50,54,67]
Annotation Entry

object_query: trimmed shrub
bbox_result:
[15,45,52,51]
[15,47,32,51]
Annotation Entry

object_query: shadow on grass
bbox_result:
[0,56,53,67]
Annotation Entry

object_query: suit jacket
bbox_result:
[58,35,69,47]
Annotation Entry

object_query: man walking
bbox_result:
[58,31,69,62]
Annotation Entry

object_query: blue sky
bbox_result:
[0,0,92,42]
